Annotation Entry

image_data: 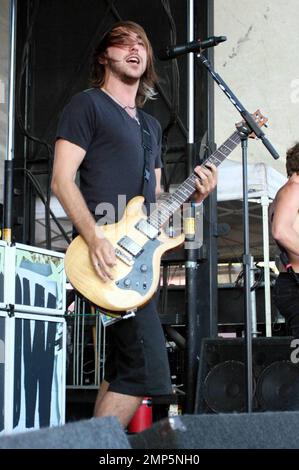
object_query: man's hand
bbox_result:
[193,163,217,203]
[89,231,116,282]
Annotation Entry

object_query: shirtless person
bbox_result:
[272,142,299,338]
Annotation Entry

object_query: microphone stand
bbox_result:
[196,52,279,412]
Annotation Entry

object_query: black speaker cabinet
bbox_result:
[195,337,299,413]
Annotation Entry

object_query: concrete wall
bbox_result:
[214,0,299,176]
[0,0,9,204]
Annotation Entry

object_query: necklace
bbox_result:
[102,88,136,111]
[101,87,140,125]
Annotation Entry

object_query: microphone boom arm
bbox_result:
[197,53,280,159]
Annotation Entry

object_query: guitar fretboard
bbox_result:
[148,130,241,229]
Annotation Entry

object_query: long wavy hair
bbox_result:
[90,21,158,107]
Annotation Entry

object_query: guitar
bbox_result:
[65,110,267,313]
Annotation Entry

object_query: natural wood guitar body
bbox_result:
[65,196,184,312]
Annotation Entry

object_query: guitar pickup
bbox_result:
[115,248,134,266]
[117,236,143,257]
[135,219,159,240]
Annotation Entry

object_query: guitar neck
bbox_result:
[148,130,241,229]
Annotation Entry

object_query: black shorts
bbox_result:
[273,272,299,338]
[104,298,172,397]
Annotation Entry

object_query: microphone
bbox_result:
[158,36,227,60]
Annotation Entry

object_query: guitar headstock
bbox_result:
[236,109,268,139]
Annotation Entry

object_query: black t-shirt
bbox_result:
[56,88,162,222]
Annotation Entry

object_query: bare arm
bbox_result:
[52,139,116,281]
[155,168,162,197]
[272,182,299,256]
[52,139,95,243]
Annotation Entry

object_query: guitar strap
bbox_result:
[138,111,152,205]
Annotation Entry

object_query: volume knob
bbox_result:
[140,264,148,273]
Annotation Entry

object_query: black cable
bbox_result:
[160,0,180,117]
[234,263,263,292]
[166,153,186,188]
[40,1,119,249]
[218,236,243,265]
[105,0,121,21]
[159,0,181,192]
[251,263,263,290]
[37,0,118,152]
[45,154,52,249]
[16,1,119,249]
[165,325,186,350]
[14,167,71,244]
[16,0,52,152]
[15,0,55,249]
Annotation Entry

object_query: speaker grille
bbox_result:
[196,337,298,413]
[256,360,299,411]
[204,361,247,412]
